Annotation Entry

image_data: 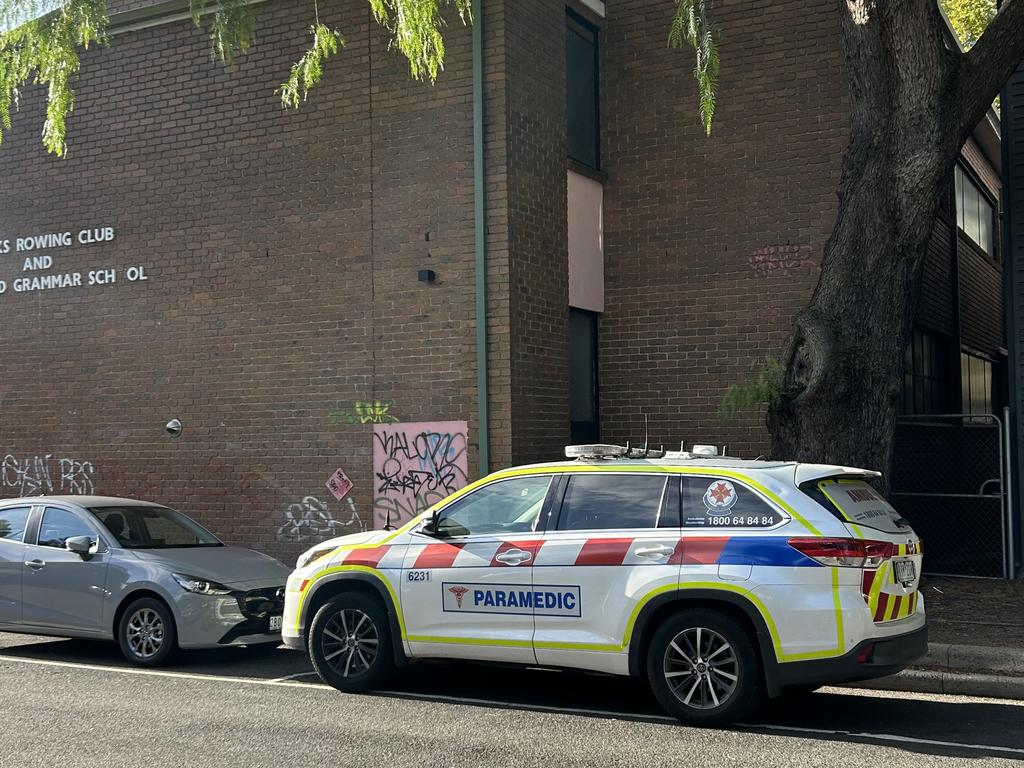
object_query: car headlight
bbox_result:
[172,573,233,596]
[296,544,338,570]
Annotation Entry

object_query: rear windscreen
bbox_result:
[805,479,910,534]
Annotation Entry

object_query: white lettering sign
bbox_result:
[0,225,152,297]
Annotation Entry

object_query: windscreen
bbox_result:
[814,479,910,534]
[90,505,222,548]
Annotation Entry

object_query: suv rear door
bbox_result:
[532,471,681,673]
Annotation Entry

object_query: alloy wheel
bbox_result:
[126,608,165,659]
[662,626,739,710]
[320,608,379,678]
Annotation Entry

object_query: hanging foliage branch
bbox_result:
[279,22,345,107]
[368,0,471,82]
[668,0,719,136]
[0,0,473,155]
[0,0,108,155]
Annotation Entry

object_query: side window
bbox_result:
[682,477,785,529]
[36,507,96,549]
[0,507,31,543]
[436,476,553,537]
[556,474,674,531]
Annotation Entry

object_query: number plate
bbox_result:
[268,615,283,632]
[893,559,916,583]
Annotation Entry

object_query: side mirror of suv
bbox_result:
[65,536,95,559]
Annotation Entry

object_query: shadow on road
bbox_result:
[3,634,1022,760]
[0,633,313,679]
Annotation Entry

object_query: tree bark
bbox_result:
[767,0,1024,488]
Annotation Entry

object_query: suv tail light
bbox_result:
[788,537,895,568]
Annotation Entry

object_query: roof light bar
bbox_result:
[564,444,628,459]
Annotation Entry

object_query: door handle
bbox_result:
[495,549,533,565]
[635,545,674,559]
[26,559,46,570]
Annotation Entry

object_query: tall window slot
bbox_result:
[566,9,600,170]
[569,309,599,443]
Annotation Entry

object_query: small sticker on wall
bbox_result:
[325,467,354,501]
[703,480,738,512]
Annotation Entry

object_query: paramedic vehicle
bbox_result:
[283,445,926,725]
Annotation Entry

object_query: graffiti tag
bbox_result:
[372,421,469,529]
[2,453,95,496]
[748,245,817,279]
[277,495,365,543]
[329,400,400,425]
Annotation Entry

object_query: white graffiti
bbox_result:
[2,453,95,496]
[276,495,365,542]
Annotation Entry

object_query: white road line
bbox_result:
[0,654,329,689]
[269,671,321,682]
[2,653,1021,756]
[376,690,679,723]
[749,724,1024,757]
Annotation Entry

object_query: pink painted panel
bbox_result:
[372,421,469,530]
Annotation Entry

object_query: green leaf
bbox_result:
[668,0,720,136]
[719,358,784,419]
[278,22,345,109]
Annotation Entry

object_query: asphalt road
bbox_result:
[1,633,1023,767]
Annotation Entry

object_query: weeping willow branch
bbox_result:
[368,0,471,82]
[0,0,478,154]
[279,22,344,107]
[668,0,719,136]
[0,0,107,155]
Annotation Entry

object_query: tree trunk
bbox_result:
[767,0,1024,488]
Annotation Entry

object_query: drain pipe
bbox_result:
[472,0,490,476]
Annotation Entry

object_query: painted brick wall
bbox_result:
[600,0,848,457]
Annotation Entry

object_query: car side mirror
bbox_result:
[422,511,445,538]
[65,536,95,559]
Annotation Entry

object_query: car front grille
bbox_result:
[236,586,285,619]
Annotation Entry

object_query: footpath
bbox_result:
[848,576,1024,699]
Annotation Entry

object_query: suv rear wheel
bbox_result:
[309,592,394,692]
[646,608,763,726]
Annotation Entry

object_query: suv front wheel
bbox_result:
[646,608,763,726]
[309,592,394,692]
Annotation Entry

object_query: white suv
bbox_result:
[283,446,926,725]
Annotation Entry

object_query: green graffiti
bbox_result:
[329,400,400,425]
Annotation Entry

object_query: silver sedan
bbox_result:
[0,496,290,666]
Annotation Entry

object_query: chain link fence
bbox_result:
[889,414,1008,578]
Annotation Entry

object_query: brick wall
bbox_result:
[504,0,570,466]
[0,0,499,564]
[600,0,848,457]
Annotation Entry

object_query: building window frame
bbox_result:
[566,7,601,171]
[569,308,600,443]
[961,349,995,417]
[900,327,948,416]
[954,163,997,258]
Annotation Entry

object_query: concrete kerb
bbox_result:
[843,643,1024,699]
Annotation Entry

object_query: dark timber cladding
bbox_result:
[1004,65,1024,577]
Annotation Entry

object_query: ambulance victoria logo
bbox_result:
[448,585,470,608]
[703,480,738,511]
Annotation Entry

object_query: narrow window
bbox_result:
[566,9,600,170]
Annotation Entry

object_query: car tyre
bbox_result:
[646,608,763,727]
[309,592,394,693]
[118,597,177,667]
